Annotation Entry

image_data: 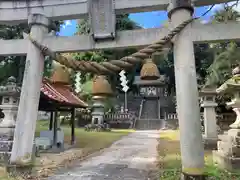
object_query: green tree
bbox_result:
[76,14,141,35]
[0,23,28,84]
[0,21,63,85]
[153,43,214,94]
[205,42,240,86]
[74,14,141,97]
[211,4,240,23]
[205,4,240,86]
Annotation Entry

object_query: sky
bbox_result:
[59,2,240,36]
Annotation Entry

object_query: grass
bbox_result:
[0,177,15,180]
[36,120,133,150]
[33,121,133,177]
[1,120,133,179]
[157,130,240,180]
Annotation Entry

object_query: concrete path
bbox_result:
[48,130,159,180]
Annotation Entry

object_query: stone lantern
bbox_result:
[0,77,20,163]
[199,86,218,149]
[91,75,113,125]
[213,66,240,170]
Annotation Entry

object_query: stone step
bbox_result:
[213,150,240,170]
[217,143,240,157]
[218,134,230,142]
[216,149,228,157]
[0,140,13,152]
[0,134,14,141]
[0,152,11,163]
[217,141,232,155]
[0,140,13,143]
[218,134,240,145]
[231,145,240,157]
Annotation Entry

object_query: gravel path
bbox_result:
[48,130,159,180]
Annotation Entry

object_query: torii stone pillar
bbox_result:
[168,1,204,179]
[10,14,50,164]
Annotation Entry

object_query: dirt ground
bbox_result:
[47,130,159,180]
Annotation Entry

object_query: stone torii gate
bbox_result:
[0,0,238,179]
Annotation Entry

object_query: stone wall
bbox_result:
[104,112,136,129]
[164,112,236,131]
[165,119,179,129]
[135,119,162,130]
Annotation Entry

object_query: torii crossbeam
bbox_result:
[0,0,234,24]
[0,21,240,56]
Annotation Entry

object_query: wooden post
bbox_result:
[53,111,58,146]
[10,13,50,164]
[49,112,53,130]
[71,108,75,145]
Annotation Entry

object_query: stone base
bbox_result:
[203,136,218,150]
[213,150,240,171]
[181,173,206,180]
[0,128,14,166]
[6,145,37,178]
[0,152,11,165]
[0,127,14,136]
[6,164,34,178]
[0,166,7,175]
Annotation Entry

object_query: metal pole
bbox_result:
[71,108,75,145]
[124,92,127,111]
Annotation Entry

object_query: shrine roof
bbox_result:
[41,78,88,108]
[133,75,166,86]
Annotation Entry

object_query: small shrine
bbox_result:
[199,85,218,149]
[213,66,240,170]
[133,58,169,129]
[0,77,20,164]
[91,75,113,125]
[0,62,88,159]
[38,62,88,149]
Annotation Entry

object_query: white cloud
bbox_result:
[232,2,240,12]
[61,24,66,29]
[65,20,72,26]
[211,4,223,11]
[200,19,209,24]
[211,1,240,12]
[61,20,73,29]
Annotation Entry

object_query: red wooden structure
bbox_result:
[38,63,88,146]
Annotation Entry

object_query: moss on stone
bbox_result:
[13,153,34,167]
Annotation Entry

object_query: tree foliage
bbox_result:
[152,43,214,94]
[0,23,28,84]
[205,42,240,86]
[211,4,240,23]
[205,5,240,87]
[0,21,63,85]
[148,5,239,93]
[73,14,141,96]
